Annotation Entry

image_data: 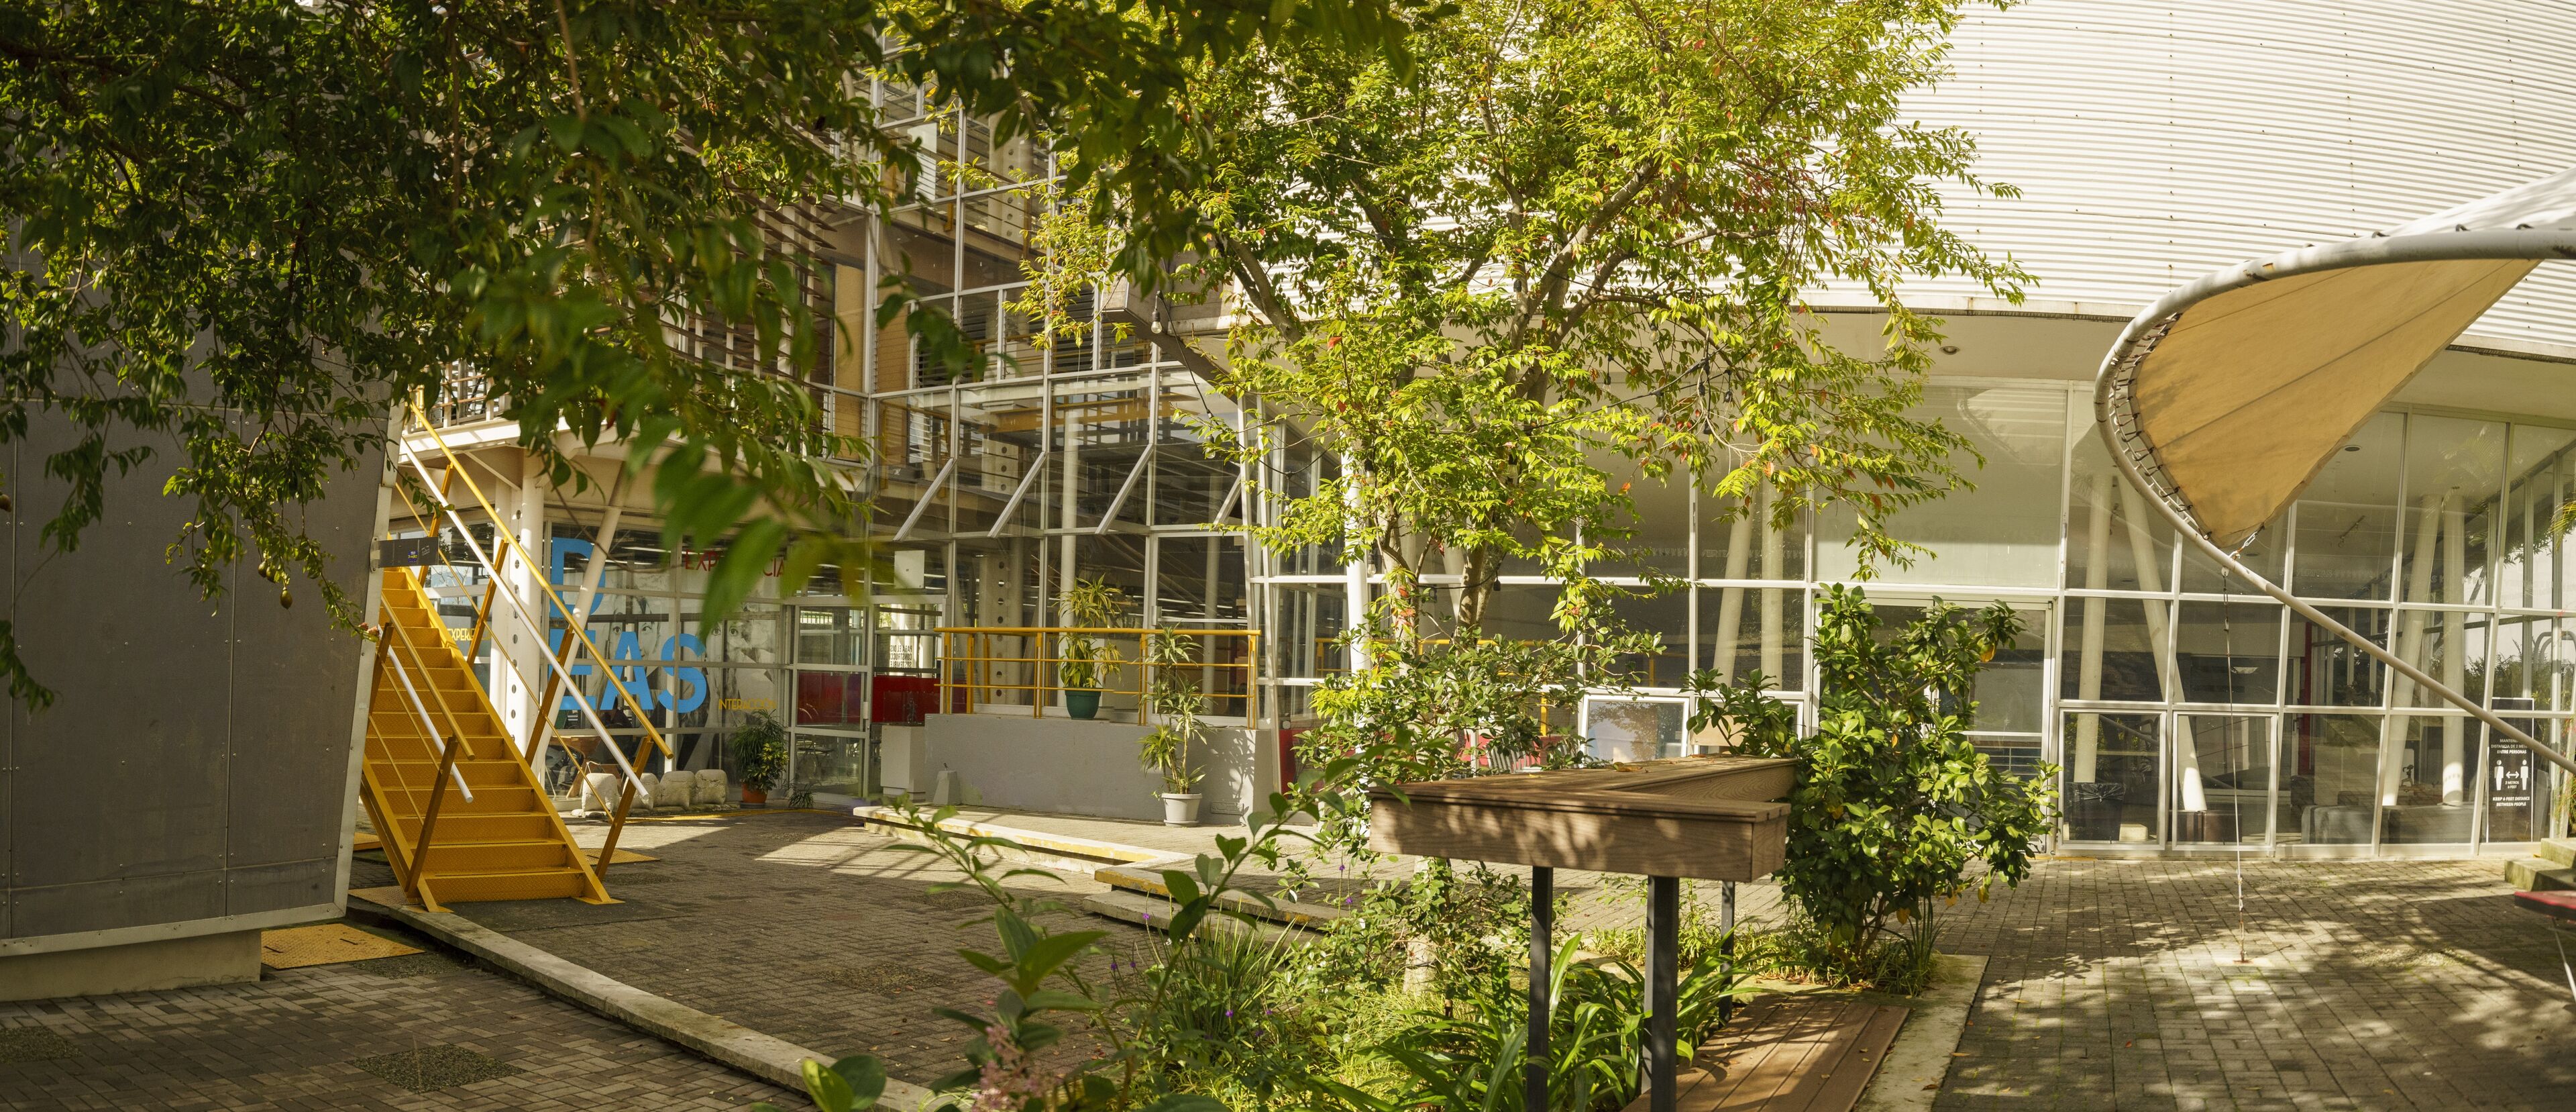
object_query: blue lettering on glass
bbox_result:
[545,537,706,714]
[662,634,707,713]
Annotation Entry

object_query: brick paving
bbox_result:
[343,807,2576,1110]
[352,810,1157,1084]
[0,934,793,1111]
[1933,857,2576,1112]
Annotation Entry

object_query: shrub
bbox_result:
[1684,585,2057,984]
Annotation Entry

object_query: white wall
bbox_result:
[920,715,1274,823]
[1888,0,2576,356]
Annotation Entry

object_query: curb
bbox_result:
[346,887,939,1109]
[852,807,1167,866]
[1854,953,1987,1111]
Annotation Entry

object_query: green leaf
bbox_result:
[802,1058,856,1112]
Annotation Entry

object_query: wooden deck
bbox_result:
[1623,994,1910,1112]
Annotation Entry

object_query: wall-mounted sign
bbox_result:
[380,537,441,566]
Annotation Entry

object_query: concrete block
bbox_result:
[0,928,260,1002]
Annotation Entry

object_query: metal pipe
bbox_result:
[392,440,653,798]
[1644,875,1679,1112]
[382,649,476,802]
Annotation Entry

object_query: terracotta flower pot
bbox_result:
[742,785,768,807]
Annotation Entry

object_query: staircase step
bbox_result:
[427,866,594,902]
[375,784,543,813]
[2538,838,2576,868]
[400,812,557,843]
[370,758,534,787]
[2506,858,2576,891]
[412,839,576,873]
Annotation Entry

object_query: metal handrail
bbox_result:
[397,402,672,765]
[380,646,476,804]
[385,440,658,803]
[936,626,1258,719]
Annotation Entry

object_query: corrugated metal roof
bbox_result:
[1891,0,2576,352]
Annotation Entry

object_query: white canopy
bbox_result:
[2094,166,2576,777]
[2097,166,2576,548]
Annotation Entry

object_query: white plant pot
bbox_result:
[1160,793,1203,827]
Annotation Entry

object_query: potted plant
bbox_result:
[1056,576,1130,720]
[1140,629,1206,825]
[731,711,788,806]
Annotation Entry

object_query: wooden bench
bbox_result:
[1620,994,1909,1112]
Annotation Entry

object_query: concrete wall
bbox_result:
[1,411,382,980]
[919,714,1277,823]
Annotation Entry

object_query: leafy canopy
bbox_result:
[1166,0,2027,631]
[0,0,1428,707]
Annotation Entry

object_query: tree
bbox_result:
[1686,585,2057,980]
[0,0,1430,706]
[1172,0,2028,638]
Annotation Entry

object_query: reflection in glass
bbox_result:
[2397,415,2503,606]
[1273,584,1346,678]
[1697,586,1805,691]
[2175,601,2281,704]
[2501,424,2576,611]
[1820,386,2068,587]
[2291,412,2403,600]
[2491,614,2576,712]
[2382,715,2476,843]
[796,607,866,667]
[2286,713,2381,845]
[2060,597,2171,703]
[1600,453,1690,579]
[2063,713,2158,844]
[2284,607,2386,708]
[1587,698,1685,762]
[1607,587,1688,689]
[1701,486,1806,581]
[2174,716,2272,845]
[2068,440,2173,593]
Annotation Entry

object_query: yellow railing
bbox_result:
[938,627,1258,721]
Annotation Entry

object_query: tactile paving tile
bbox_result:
[258,923,423,969]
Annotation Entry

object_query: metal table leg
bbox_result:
[1646,875,1678,1112]
[1529,866,1553,1112]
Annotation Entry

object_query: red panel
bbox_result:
[871,674,941,726]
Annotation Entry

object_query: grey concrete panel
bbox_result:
[9,420,235,889]
[221,857,338,916]
[223,444,380,870]
[4,407,378,950]
[11,870,225,937]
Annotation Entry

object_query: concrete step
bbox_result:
[854,807,1157,876]
[1081,890,1303,947]
[2505,857,2576,892]
[1091,862,1350,930]
[2538,838,2576,867]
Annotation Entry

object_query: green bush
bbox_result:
[1684,585,2057,985]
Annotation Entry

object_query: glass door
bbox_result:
[2173,714,2275,846]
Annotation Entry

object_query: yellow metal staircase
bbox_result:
[360,566,612,911]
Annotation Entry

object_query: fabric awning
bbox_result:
[2097,166,2576,548]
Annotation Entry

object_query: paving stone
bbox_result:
[0,945,794,1109]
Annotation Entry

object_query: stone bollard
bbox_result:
[652,772,693,810]
[581,772,619,817]
[633,772,660,812]
[692,768,731,809]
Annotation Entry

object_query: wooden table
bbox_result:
[1369,756,1796,1112]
